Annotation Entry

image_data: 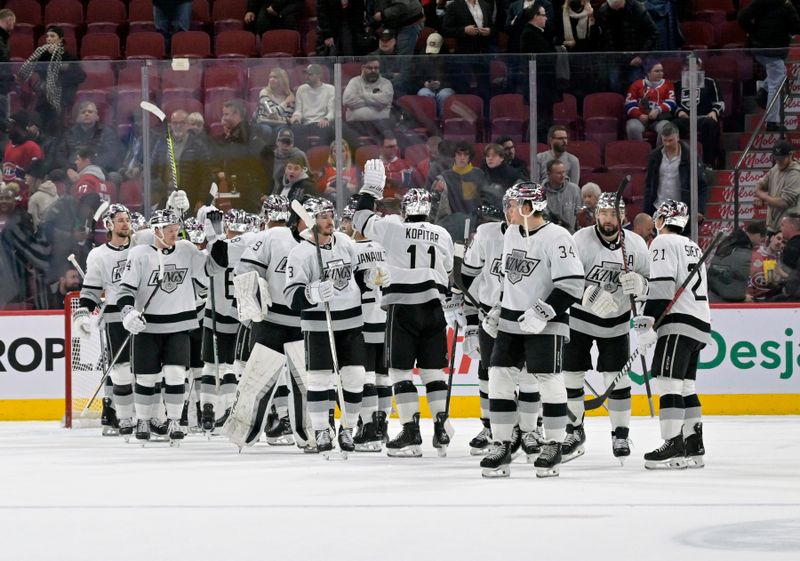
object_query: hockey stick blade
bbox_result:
[93,200,110,223]
[139,101,166,122]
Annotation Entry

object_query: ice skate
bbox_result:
[118,418,134,442]
[168,419,184,447]
[432,412,451,457]
[373,411,388,444]
[386,413,422,458]
[469,419,492,456]
[509,425,522,459]
[644,436,687,470]
[534,442,562,478]
[337,426,354,458]
[101,398,119,436]
[179,401,189,428]
[201,403,215,434]
[684,423,705,469]
[480,441,513,478]
[612,428,631,465]
[354,420,382,452]
[264,408,278,436]
[135,418,151,444]
[561,425,586,464]
[149,419,169,442]
[213,408,230,434]
[315,429,334,459]
[265,415,294,445]
[521,430,543,462]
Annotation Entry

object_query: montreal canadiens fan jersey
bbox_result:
[235,227,302,328]
[498,222,585,337]
[284,232,363,332]
[570,227,650,339]
[461,221,506,310]
[646,233,712,344]
[118,240,225,334]
[204,234,252,335]
[354,211,454,306]
[80,242,131,323]
[354,238,388,344]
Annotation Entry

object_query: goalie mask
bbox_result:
[225,209,250,233]
[129,212,147,232]
[401,188,431,218]
[262,195,290,223]
[654,199,689,231]
[183,217,206,244]
[513,182,548,215]
[102,203,131,231]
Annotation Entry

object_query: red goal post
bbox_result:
[64,291,107,428]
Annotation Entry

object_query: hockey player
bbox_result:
[117,208,228,444]
[284,197,366,456]
[562,193,650,463]
[479,183,584,478]
[73,204,134,437]
[353,160,456,458]
[182,217,209,433]
[634,200,710,469]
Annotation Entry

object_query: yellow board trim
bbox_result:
[3,394,800,422]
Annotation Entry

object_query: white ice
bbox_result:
[1,417,799,561]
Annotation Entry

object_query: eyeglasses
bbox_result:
[363,65,380,71]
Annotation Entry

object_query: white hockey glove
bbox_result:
[582,285,617,318]
[121,305,147,334]
[305,280,334,304]
[443,293,467,328]
[71,307,92,339]
[518,299,556,334]
[365,265,391,289]
[482,304,501,339]
[166,189,190,214]
[462,325,481,359]
[633,315,658,354]
[360,158,386,199]
[233,271,264,323]
[204,209,224,244]
[619,271,648,297]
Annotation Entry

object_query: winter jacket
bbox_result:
[442,0,493,54]
[64,123,124,174]
[28,180,59,229]
[317,0,366,42]
[643,141,708,217]
[738,0,800,58]
[376,0,425,30]
[595,0,657,54]
[274,170,316,201]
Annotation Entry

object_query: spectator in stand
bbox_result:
[748,229,785,301]
[536,125,580,184]
[644,0,681,51]
[25,160,58,230]
[754,140,800,235]
[370,30,404,90]
[520,3,562,143]
[318,140,360,197]
[253,67,295,144]
[343,56,395,143]
[317,0,367,56]
[290,64,335,148]
[46,266,82,309]
[496,136,530,178]
[508,0,556,52]
[211,99,270,212]
[481,143,524,210]
[632,211,654,244]
[245,0,303,35]
[772,213,800,300]
[151,109,211,211]
[595,0,658,93]
[560,0,599,100]
[624,59,675,142]
[673,57,724,168]
[414,135,442,187]
[442,0,494,101]
[576,181,601,229]
[542,159,581,232]
[68,148,114,203]
[372,0,425,56]
[643,122,707,234]
[738,0,800,132]
[64,101,123,176]
[273,154,316,200]
[153,1,191,54]
[416,33,454,117]
[0,8,14,127]
[266,128,308,188]
[380,132,413,198]
[21,112,66,174]
[434,141,487,236]
[187,112,205,135]
[3,112,43,199]
[17,26,85,136]
[708,220,767,302]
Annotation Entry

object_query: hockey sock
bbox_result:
[220,364,238,410]
[376,374,393,415]
[537,372,568,443]
[340,365,365,428]
[389,369,418,423]
[133,373,157,421]
[149,381,167,421]
[563,370,585,429]
[274,384,290,418]
[681,379,702,439]
[420,369,447,418]
[655,377,684,439]
[488,366,518,442]
[103,375,114,398]
[200,363,218,411]
[307,370,333,431]
[111,363,134,420]
[478,364,490,420]
[518,370,541,433]
[163,366,187,420]
[360,371,378,424]
[603,371,631,436]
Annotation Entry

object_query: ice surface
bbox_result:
[1,417,799,560]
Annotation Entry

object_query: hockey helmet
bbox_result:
[225,208,250,233]
[129,212,147,232]
[247,213,264,233]
[302,197,335,220]
[596,192,624,212]
[341,195,359,221]
[102,203,131,231]
[502,184,521,213]
[183,217,206,244]
[401,188,431,218]
[654,199,689,230]
[478,204,504,222]
[261,194,290,223]
[512,182,548,214]
[149,208,182,231]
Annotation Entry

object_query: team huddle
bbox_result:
[73,158,711,477]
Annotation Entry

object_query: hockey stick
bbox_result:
[208,276,221,391]
[140,101,179,195]
[583,230,724,411]
[613,176,655,418]
[583,377,609,414]
[67,253,86,279]
[290,199,350,430]
[444,218,470,417]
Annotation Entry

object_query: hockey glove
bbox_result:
[166,189,190,214]
[305,280,334,304]
[443,293,467,328]
[633,315,658,354]
[518,299,555,334]
[582,285,617,318]
[360,158,386,199]
[121,305,147,334]
[71,307,92,339]
[619,271,648,297]
[204,209,224,243]
[482,304,501,339]
[365,265,391,289]
[233,271,264,323]
[462,325,481,359]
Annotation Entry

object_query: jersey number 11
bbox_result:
[407,245,436,269]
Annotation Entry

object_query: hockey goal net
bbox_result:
[64,291,108,428]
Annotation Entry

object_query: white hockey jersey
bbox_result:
[353,210,454,306]
[570,227,651,338]
[354,238,387,344]
[646,233,712,344]
[118,240,225,334]
[80,242,131,323]
[235,227,302,327]
[284,232,363,332]
[461,221,506,310]
[498,222,585,337]
[204,234,253,335]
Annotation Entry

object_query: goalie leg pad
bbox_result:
[285,340,314,448]
[488,366,518,442]
[257,277,271,317]
[537,372,568,444]
[232,271,263,322]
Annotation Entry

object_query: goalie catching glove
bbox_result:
[633,315,658,354]
[121,305,146,334]
[305,280,334,304]
[582,285,617,318]
[359,158,386,199]
[71,307,93,339]
[518,299,555,334]
[619,271,648,297]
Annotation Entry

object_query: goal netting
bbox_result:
[64,291,109,428]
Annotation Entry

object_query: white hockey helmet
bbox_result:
[513,182,548,214]
[129,212,147,232]
[596,192,624,212]
[401,188,431,218]
[261,194,290,222]
[224,208,250,233]
[654,199,689,230]
[502,184,521,214]
[302,196,335,220]
[247,213,264,232]
[149,208,182,231]
[341,195,359,221]
[102,203,131,231]
[183,217,206,244]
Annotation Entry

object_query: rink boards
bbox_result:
[1,305,799,420]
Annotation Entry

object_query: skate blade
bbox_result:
[685,456,705,469]
[470,446,490,456]
[169,440,181,448]
[322,450,348,461]
[102,427,120,436]
[535,466,560,478]
[386,445,422,458]
[266,436,295,446]
[188,427,204,435]
[481,466,510,478]
[302,446,319,454]
[436,445,448,458]
[354,442,382,453]
[560,447,585,464]
[644,457,687,470]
